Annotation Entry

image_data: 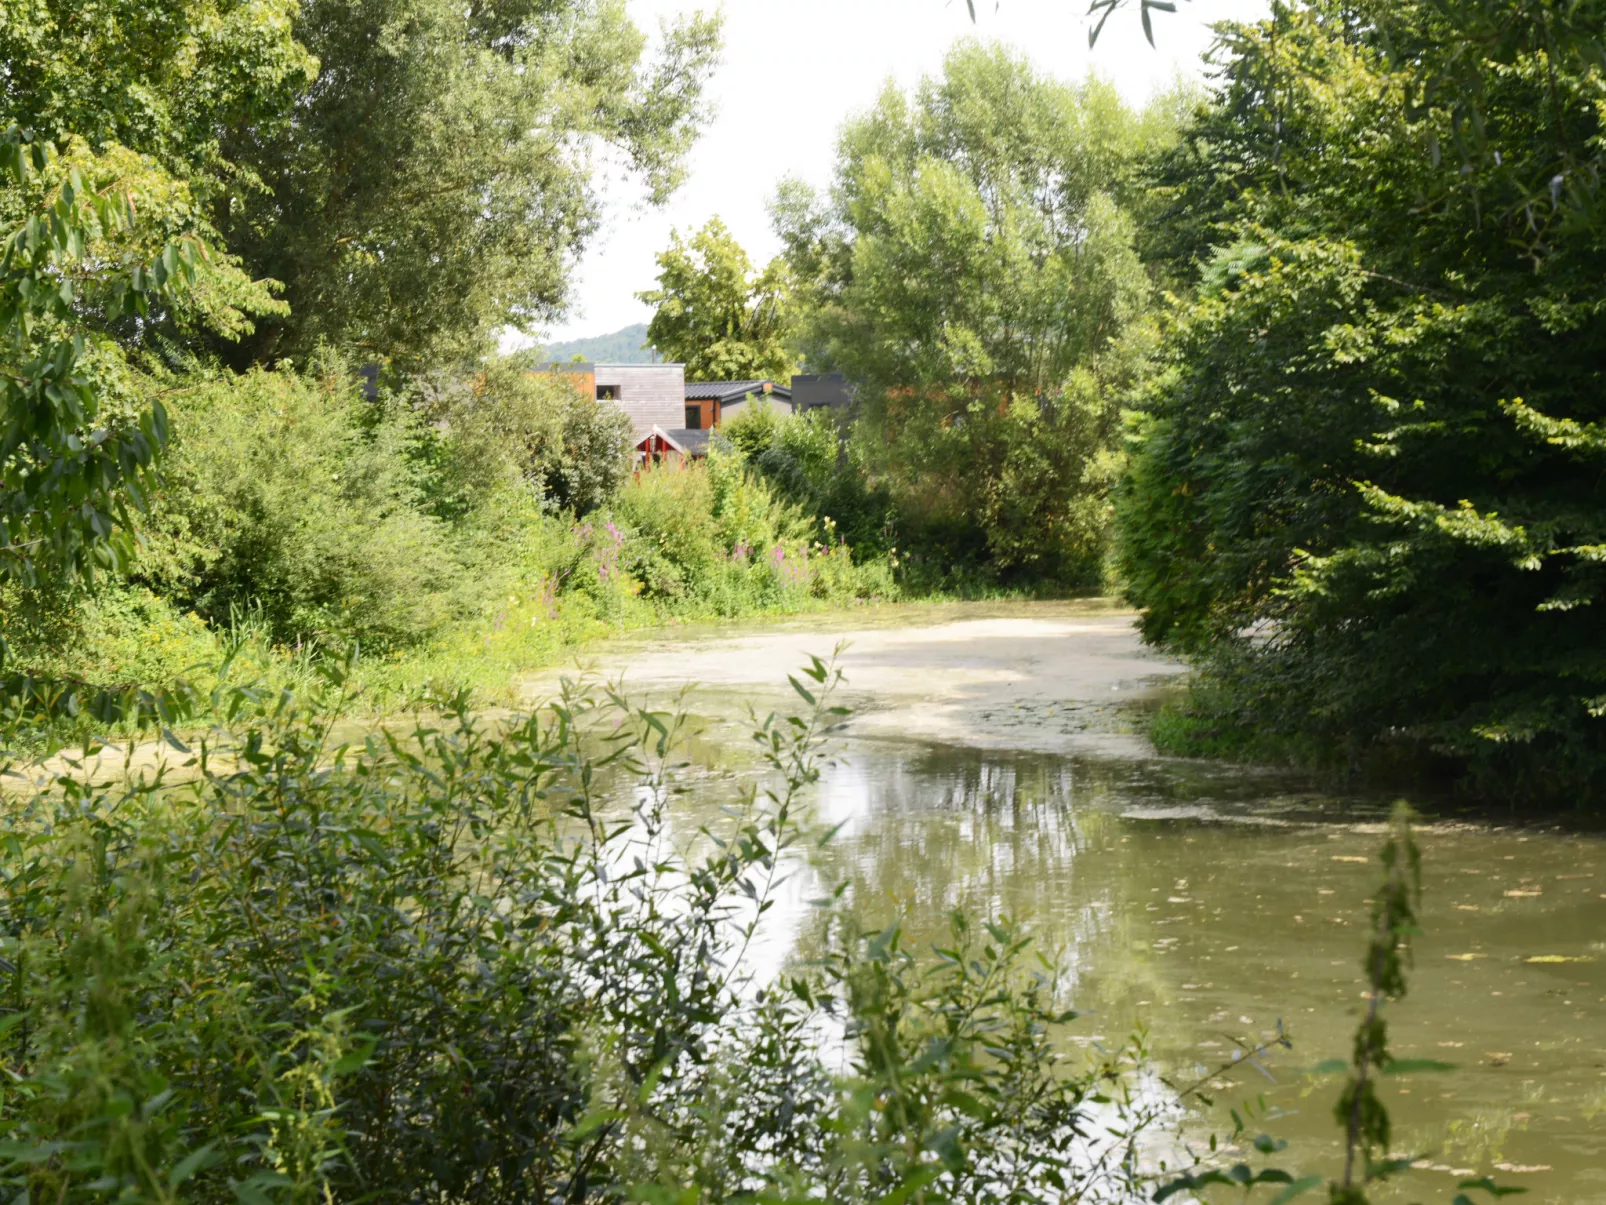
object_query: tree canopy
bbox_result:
[770,42,1165,583]
[0,0,316,189]
[1118,0,1606,796]
[773,41,1162,395]
[637,217,797,381]
[1,0,725,371]
[217,0,723,369]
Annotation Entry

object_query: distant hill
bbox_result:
[541,323,659,365]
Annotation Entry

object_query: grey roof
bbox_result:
[663,428,711,455]
[684,379,792,403]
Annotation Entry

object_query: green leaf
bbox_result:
[329,1035,377,1077]
[168,1143,219,1190]
[568,1109,625,1141]
[1266,1175,1324,1205]
[871,1165,942,1205]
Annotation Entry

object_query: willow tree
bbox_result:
[217,0,723,369]
[772,42,1164,583]
[1,0,725,371]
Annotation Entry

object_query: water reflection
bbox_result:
[664,731,1606,1203]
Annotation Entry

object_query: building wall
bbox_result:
[594,363,685,439]
[792,373,853,412]
[533,361,596,402]
[684,398,716,430]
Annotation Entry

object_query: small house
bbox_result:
[682,380,793,431]
[538,360,851,465]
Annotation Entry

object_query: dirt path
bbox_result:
[520,599,1186,758]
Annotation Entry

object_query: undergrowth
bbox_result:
[0,656,1158,1205]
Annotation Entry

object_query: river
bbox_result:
[523,600,1606,1204]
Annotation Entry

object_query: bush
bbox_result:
[610,453,888,615]
[722,389,1125,595]
[725,405,896,558]
[140,364,463,652]
[0,665,1146,1205]
[1117,4,1606,800]
[4,360,903,743]
[415,355,633,518]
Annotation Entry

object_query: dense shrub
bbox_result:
[862,374,1127,590]
[723,404,896,558]
[1118,3,1606,798]
[130,355,630,660]
[414,356,633,518]
[3,390,895,739]
[139,365,463,652]
[0,667,1146,1205]
[611,453,892,614]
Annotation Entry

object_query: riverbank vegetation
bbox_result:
[1117,0,1606,802]
[1,0,1596,1196]
[712,6,1602,801]
[0,650,1503,1205]
[769,43,1171,590]
[5,0,1601,792]
[0,0,915,746]
[0,1,1599,780]
[7,352,896,744]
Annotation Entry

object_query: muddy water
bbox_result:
[528,601,1606,1204]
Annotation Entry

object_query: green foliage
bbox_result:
[0,131,281,596]
[0,127,288,732]
[638,218,797,381]
[0,0,315,190]
[216,0,724,368]
[0,368,898,745]
[1118,0,1606,798]
[0,0,724,371]
[415,356,633,518]
[610,453,891,614]
[0,663,1146,1205]
[1331,806,1422,1201]
[866,375,1127,587]
[723,405,895,557]
[137,364,466,652]
[777,42,1153,391]
[773,42,1163,588]
[0,133,180,597]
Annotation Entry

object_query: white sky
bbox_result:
[531,0,1268,346]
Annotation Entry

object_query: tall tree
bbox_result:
[637,217,797,381]
[0,0,316,190]
[0,129,282,724]
[218,0,724,369]
[0,0,316,354]
[0,0,724,371]
[771,41,1161,582]
[774,41,1157,395]
[1118,0,1606,797]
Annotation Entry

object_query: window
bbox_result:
[596,384,619,401]
[684,405,701,430]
